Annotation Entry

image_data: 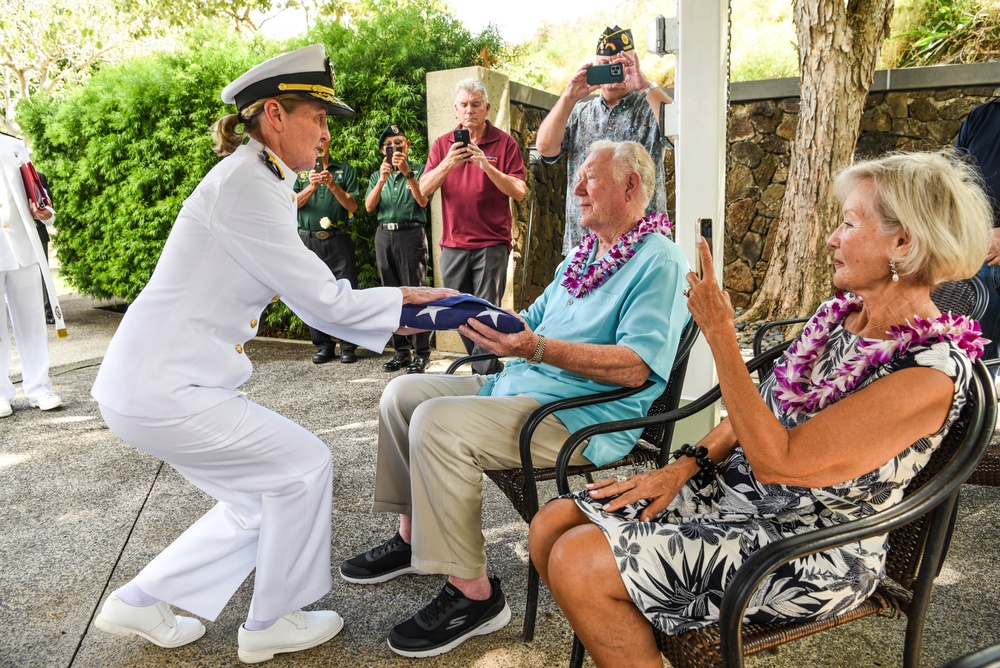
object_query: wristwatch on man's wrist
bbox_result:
[641,82,659,95]
[405,171,416,180]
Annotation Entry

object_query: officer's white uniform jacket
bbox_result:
[0,134,55,271]
[92,138,401,417]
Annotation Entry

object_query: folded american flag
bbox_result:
[400,294,524,333]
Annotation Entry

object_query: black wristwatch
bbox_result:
[405,171,416,180]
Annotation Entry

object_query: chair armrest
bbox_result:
[717,360,997,667]
[444,353,500,374]
[752,317,808,357]
[553,343,791,494]
[514,380,656,519]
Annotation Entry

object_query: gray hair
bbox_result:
[454,78,489,106]
[834,150,992,286]
[587,140,656,208]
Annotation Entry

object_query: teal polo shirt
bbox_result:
[479,232,691,466]
[365,160,430,224]
[294,159,359,231]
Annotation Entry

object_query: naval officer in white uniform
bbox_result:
[0,132,63,417]
[90,44,454,663]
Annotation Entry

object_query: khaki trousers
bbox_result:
[372,374,590,580]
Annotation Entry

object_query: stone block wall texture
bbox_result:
[721,84,1000,308]
[509,64,1000,310]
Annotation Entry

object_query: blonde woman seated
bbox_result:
[528,151,991,668]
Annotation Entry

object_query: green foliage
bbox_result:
[18,0,497,337]
[891,0,1000,67]
[18,32,278,301]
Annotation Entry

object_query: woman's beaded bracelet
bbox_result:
[673,443,717,483]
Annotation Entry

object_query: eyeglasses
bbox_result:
[383,139,407,148]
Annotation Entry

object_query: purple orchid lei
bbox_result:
[772,291,987,418]
[561,213,674,298]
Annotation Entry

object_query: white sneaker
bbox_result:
[94,593,205,648]
[237,610,344,663]
[0,397,11,418]
[29,392,62,411]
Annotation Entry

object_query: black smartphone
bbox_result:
[313,156,323,172]
[696,217,713,277]
[586,63,625,85]
[453,128,470,147]
[386,144,396,170]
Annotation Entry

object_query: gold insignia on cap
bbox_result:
[597,25,635,55]
[391,125,399,133]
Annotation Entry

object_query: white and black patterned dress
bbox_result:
[570,320,973,634]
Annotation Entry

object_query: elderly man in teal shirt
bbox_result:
[340,140,689,658]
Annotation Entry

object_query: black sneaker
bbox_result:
[386,576,511,658]
[340,533,422,584]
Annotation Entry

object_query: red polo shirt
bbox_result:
[425,121,526,251]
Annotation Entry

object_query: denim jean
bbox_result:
[976,262,1000,360]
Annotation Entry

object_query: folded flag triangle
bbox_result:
[400,294,524,333]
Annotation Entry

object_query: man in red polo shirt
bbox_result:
[420,78,526,374]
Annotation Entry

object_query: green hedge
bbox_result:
[18,2,502,336]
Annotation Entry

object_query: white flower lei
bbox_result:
[772,291,986,417]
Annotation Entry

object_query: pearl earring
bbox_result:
[890,259,899,283]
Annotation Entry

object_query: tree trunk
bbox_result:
[741,0,895,322]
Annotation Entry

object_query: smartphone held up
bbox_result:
[386,144,396,170]
[695,217,713,278]
[586,63,625,86]
[453,128,471,147]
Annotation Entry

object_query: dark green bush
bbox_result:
[19,2,503,337]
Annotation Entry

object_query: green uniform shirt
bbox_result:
[294,159,359,231]
[365,160,430,224]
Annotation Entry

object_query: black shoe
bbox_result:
[339,348,358,364]
[405,357,429,374]
[387,577,511,658]
[382,352,412,372]
[340,533,422,584]
[312,347,336,364]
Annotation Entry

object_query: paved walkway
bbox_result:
[1,293,999,668]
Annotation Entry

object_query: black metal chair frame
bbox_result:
[445,317,701,641]
[558,350,995,668]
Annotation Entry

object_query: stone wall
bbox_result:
[508,62,1000,310]
[720,82,1000,308]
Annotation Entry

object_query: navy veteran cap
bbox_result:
[596,25,635,55]
[379,124,406,147]
[221,44,354,117]
[400,294,524,333]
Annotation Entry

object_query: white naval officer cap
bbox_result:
[221,44,354,117]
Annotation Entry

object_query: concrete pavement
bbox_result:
[1,292,999,668]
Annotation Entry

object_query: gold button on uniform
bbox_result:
[235,344,244,354]
[567,299,574,305]
[250,318,258,328]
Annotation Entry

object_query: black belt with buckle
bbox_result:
[299,229,344,240]
[381,221,424,231]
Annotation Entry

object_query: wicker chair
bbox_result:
[445,317,700,641]
[558,354,996,668]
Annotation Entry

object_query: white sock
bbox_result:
[114,582,160,608]
[243,617,278,632]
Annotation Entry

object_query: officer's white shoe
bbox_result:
[30,392,62,411]
[94,594,205,648]
[0,397,11,417]
[238,610,344,663]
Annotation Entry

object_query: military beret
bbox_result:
[221,44,354,117]
[378,124,406,147]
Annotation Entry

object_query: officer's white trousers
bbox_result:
[0,264,52,403]
[99,395,333,621]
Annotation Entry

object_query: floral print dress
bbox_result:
[571,322,973,634]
